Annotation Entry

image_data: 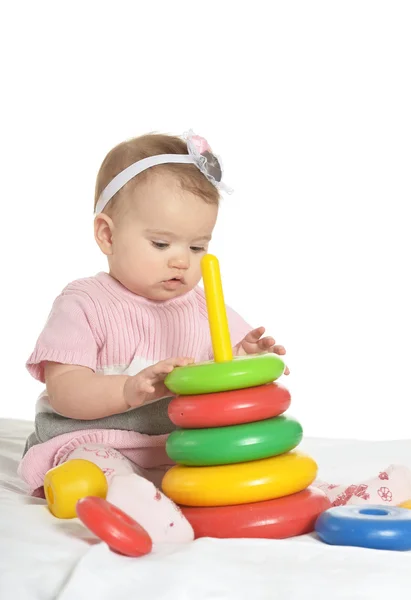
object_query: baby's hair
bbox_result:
[94,133,220,215]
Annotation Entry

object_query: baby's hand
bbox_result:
[123,357,194,408]
[233,326,290,375]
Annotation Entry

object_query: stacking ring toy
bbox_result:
[162,451,317,507]
[182,487,331,539]
[76,496,153,557]
[166,415,302,466]
[315,505,411,551]
[168,382,291,428]
[165,353,285,396]
[44,459,108,519]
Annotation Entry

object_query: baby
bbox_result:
[18,130,289,542]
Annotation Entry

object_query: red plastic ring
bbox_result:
[76,496,152,557]
[168,382,291,428]
[180,487,331,539]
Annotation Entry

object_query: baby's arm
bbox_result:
[44,362,129,419]
[28,289,191,419]
[44,356,193,420]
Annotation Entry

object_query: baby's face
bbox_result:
[108,172,218,301]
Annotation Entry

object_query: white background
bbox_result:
[1,1,410,439]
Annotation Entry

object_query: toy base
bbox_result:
[181,487,331,539]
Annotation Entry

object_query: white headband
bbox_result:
[94,130,231,215]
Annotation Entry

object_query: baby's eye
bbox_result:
[190,246,205,253]
[152,241,169,250]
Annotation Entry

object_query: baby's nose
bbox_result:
[168,254,190,269]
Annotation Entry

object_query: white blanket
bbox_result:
[1,418,411,599]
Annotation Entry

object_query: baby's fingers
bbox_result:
[150,362,174,377]
[151,356,194,376]
[245,326,266,343]
[140,381,156,394]
[257,336,276,350]
[167,356,194,368]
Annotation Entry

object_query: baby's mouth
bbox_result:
[162,276,186,288]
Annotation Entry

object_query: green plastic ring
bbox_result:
[166,415,302,466]
[165,353,285,395]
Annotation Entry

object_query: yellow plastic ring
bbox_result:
[161,451,317,507]
[399,500,411,509]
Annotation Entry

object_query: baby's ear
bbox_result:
[94,213,114,255]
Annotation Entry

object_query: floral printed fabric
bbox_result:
[314,464,411,506]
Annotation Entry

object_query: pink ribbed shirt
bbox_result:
[21,272,252,495]
[27,272,252,383]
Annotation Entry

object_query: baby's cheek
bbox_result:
[187,272,202,290]
[190,258,203,280]
[127,245,157,274]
